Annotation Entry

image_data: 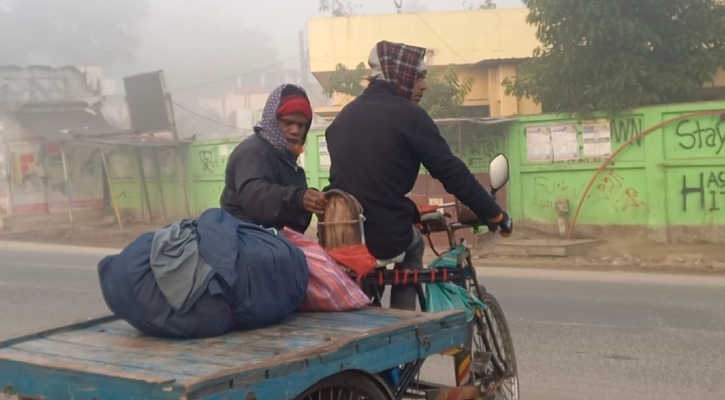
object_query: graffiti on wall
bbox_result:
[532,177,582,210]
[593,170,647,211]
[680,170,725,212]
[531,169,647,214]
[611,117,643,146]
[196,144,230,175]
[43,144,104,212]
[675,119,725,156]
[80,149,103,177]
[461,128,505,172]
[199,149,220,173]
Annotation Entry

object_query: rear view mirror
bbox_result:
[489,154,510,191]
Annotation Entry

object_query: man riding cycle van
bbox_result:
[324,40,513,311]
[220,83,327,234]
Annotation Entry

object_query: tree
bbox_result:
[420,66,475,119]
[319,0,359,16]
[503,0,725,116]
[323,62,367,97]
[0,0,150,67]
[325,63,474,119]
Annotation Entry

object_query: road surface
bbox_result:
[0,241,723,400]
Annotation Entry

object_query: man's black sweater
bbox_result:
[325,80,502,260]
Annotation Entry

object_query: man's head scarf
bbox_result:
[367,41,427,100]
[254,84,312,162]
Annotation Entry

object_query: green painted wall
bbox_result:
[106,145,193,221]
[106,132,329,220]
[108,101,725,243]
[506,101,725,240]
[301,122,508,186]
[302,130,330,190]
[437,121,508,174]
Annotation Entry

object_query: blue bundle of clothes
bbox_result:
[98,208,309,339]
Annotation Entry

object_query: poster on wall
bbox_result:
[551,123,580,161]
[525,125,553,162]
[8,141,47,215]
[318,136,331,168]
[582,120,612,158]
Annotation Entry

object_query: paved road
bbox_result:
[0,242,723,400]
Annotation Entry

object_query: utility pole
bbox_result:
[299,30,309,89]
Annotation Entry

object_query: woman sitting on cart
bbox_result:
[324,40,513,311]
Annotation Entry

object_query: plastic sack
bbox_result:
[281,228,371,312]
[424,245,485,322]
[426,282,485,322]
[327,244,377,280]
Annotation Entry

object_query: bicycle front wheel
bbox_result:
[469,286,520,400]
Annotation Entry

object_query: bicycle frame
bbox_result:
[421,221,509,379]
[351,153,514,398]
[356,213,509,388]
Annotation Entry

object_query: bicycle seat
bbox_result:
[417,204,440,215]
[416,204,448,233]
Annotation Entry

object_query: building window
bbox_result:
[461,105,490,118]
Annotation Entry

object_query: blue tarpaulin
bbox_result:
[98,208,309,339]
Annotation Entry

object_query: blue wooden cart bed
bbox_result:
[0,307,468,400]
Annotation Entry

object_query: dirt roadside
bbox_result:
[2,222,724,275]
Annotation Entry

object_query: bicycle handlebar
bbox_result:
[428,192,501,234]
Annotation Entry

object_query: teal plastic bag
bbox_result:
[424,245,485,322]
[426,282,484,322]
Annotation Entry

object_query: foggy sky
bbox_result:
[115,0,525,89]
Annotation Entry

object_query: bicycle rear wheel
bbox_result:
[468,286,519,400]
[294,371,394,400]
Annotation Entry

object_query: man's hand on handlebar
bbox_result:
[486,212,513,238]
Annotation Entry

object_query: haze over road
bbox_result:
[1,242,723,400]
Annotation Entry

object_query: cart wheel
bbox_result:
[294,371,394,400]
[469,285,520,400]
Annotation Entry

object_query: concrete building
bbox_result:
[307,8,541,120]
[0,65,120,224]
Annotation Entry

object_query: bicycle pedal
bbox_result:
[471,351,492,373]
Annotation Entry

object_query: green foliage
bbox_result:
[325,63,474,119]
[504,0,725,116]
[324,62,367,97]
[0,0,150,66]
[420,66,475,119]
